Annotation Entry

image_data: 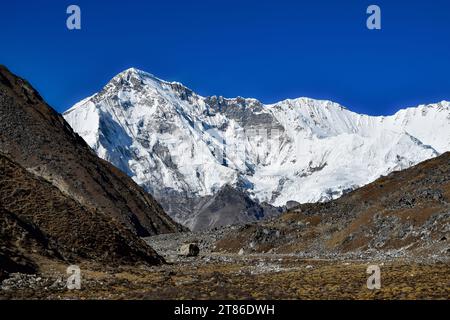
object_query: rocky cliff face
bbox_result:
[188,185,281,231]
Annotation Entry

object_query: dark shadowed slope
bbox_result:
[0,65,184,237]
[191,185,281,231]
[217,152,450,260]
[0,207,40,281]
[0,153,163,280]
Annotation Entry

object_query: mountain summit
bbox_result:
[64,68,450,230]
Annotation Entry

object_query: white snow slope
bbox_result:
[64,68,450,223]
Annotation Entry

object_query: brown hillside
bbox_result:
[0,65,183,236]
[0,152,164,279]
[216,152,450,260]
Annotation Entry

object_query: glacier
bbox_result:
[63,68,450,229]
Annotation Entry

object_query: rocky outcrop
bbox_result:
[190,185,281,231]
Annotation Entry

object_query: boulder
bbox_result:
[179,243,200,257]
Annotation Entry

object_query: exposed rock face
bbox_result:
[189,185,281,231]
[285,201,300,211]
[0,65,184,237]
[216,152,450,261]
[64,67,450,229]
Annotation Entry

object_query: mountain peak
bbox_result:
[272,97,348,112]
[434,100,450,109]
[108,68,193,95]
[64,66,450,229]
[113,67,157,82]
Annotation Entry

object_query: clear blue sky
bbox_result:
[1,0,449,115]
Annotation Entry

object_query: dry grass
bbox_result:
[2,258,448,300]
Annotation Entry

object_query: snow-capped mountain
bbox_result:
[63,68,450,229]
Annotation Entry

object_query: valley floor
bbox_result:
[1,232,449,300]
